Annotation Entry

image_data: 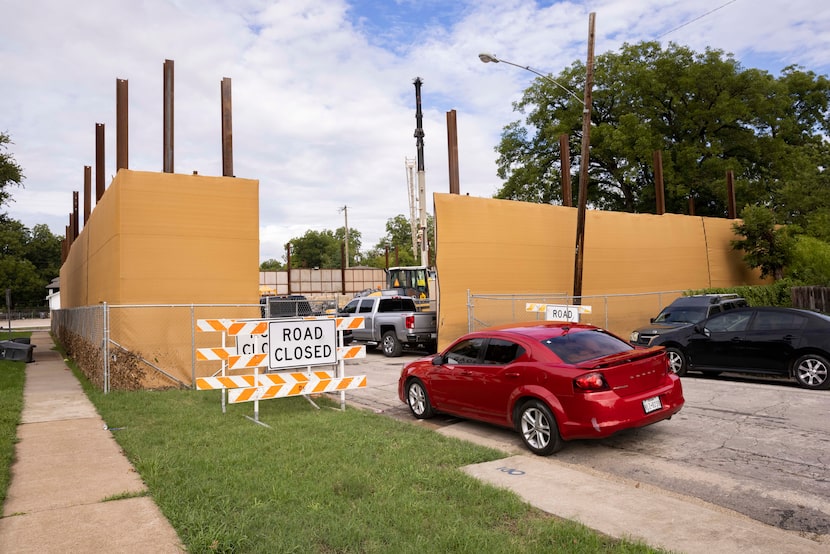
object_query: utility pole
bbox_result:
[572,12,595,305]
[413,77,428,267]
[339,205,350,268]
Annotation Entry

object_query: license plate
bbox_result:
[642,395,662,414]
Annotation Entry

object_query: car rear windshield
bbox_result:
[653,306,707,324]
[541,329,633,364]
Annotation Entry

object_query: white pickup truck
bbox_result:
[339,295,437,357]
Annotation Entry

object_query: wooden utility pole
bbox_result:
[572,12,596,305]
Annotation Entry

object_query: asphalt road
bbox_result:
[343,349,830,541]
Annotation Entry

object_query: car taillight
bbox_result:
[405,315,415,329]
[574,372,608,391]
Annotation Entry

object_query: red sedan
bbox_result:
[398,322,684,455]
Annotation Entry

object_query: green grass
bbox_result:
[2,339,663,554]
[0,332,29,506]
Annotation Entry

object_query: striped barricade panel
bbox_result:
[336,317,365,330]
[196,319,233,332]
[306,375,367,394]
[229,374,367,403]
[227,321,268,336]
[227,353,269,370]
[196,347,236,361]
[196,375,258,390]
[337,345,366,360]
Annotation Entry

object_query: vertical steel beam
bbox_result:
[95,123,105,202]
[83,166,91,224]
[116,79,129,171]
[446,110,460,194]
[726,170,736,218]
[72,191,79,239]
[653,150,665,215]
[221,77,233,177]
[163,60,175,173]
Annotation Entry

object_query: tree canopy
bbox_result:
[0,131,24,212]
[495,41,830,228]
[0,217,62,308]
[287,227,362,269]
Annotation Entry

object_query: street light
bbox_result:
[479,13,595,304]
[478,53,584,105]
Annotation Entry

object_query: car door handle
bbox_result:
[730,337,744,342]
[504,372,520,378]
[459,370,473,376]
[782,334,795,341]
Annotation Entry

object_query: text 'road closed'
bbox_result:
[268,319,337,370]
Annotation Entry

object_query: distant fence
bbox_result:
[791,286,830,313]
[259,268,385,296]
[1,309,51,321]
[467,290,687,341]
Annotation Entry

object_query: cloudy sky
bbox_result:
[2,0,829,263]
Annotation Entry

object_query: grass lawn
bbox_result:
[1,337,664,554]
[0,332,29,506]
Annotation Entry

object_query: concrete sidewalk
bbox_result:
[0,330,183,553]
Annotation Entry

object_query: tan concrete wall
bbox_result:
[434,193,765,349]
[60,170,261,387]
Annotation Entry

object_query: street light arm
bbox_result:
[478,53,585,105]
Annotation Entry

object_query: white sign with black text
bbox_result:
[267,319,337,370]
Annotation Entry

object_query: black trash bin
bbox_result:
[0,340,36,363]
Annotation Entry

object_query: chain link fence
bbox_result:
[53,297,345,393]
[467,290,686,340]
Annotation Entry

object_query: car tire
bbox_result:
[381,331,403,357]
[793,354,830,390]
[405,379,434,419]
[665,347,688,376]
[517,400,563,456]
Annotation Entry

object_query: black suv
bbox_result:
[629,294,748,346]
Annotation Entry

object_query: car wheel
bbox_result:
[793,354,830,390]
[381,331,403,357]
[517,400,563,456]
[406,379,434,419]
[665,347,688,376]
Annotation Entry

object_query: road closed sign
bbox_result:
[267,319,337,370]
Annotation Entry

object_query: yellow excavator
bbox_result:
[365,266,436,311]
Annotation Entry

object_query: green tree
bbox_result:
[361,214,436,268]
[287,227,362,269]
[26,224,62,282]
[495,42,830,221]
[259,258,284,271]
[0,132,24,211]
[787,235,830,285]
[0,217,61,307]
[731,206,795,280]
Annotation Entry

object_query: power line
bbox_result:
[655,0,739,39]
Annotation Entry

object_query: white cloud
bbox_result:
[2,0,829,263]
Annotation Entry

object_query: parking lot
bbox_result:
[343,350,830,541]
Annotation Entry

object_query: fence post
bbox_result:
[191,304,196,388]
[467,290,473,333]
[103,302,110,394]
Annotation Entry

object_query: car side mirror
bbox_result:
[432,354,445,365]
[650,317,656,323]
[694,324,710,337]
